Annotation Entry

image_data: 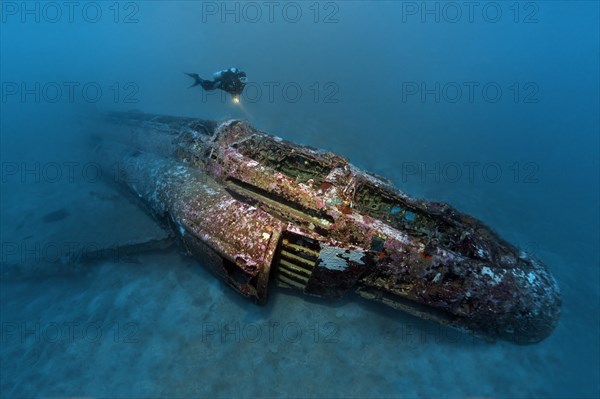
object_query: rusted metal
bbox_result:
[93,111,561,344]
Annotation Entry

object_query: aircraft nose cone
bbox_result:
[462,258,561,344]
[499,263,561,344]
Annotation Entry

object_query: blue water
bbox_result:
[1,1,598,398]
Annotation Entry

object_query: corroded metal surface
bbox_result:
[94,111,561,344]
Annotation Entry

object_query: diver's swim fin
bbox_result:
[185,72,204,88]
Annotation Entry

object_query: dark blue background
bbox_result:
[1,1,598,398]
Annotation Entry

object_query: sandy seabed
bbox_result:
[0,174,598,399]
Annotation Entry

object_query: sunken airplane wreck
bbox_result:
[93,111,561,344]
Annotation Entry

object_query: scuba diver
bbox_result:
[185,67,247,103]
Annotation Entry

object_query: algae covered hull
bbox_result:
[94,111,561,344]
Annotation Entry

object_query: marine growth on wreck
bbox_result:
[94,111,561,344]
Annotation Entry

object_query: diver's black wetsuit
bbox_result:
[186,67,247,97]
